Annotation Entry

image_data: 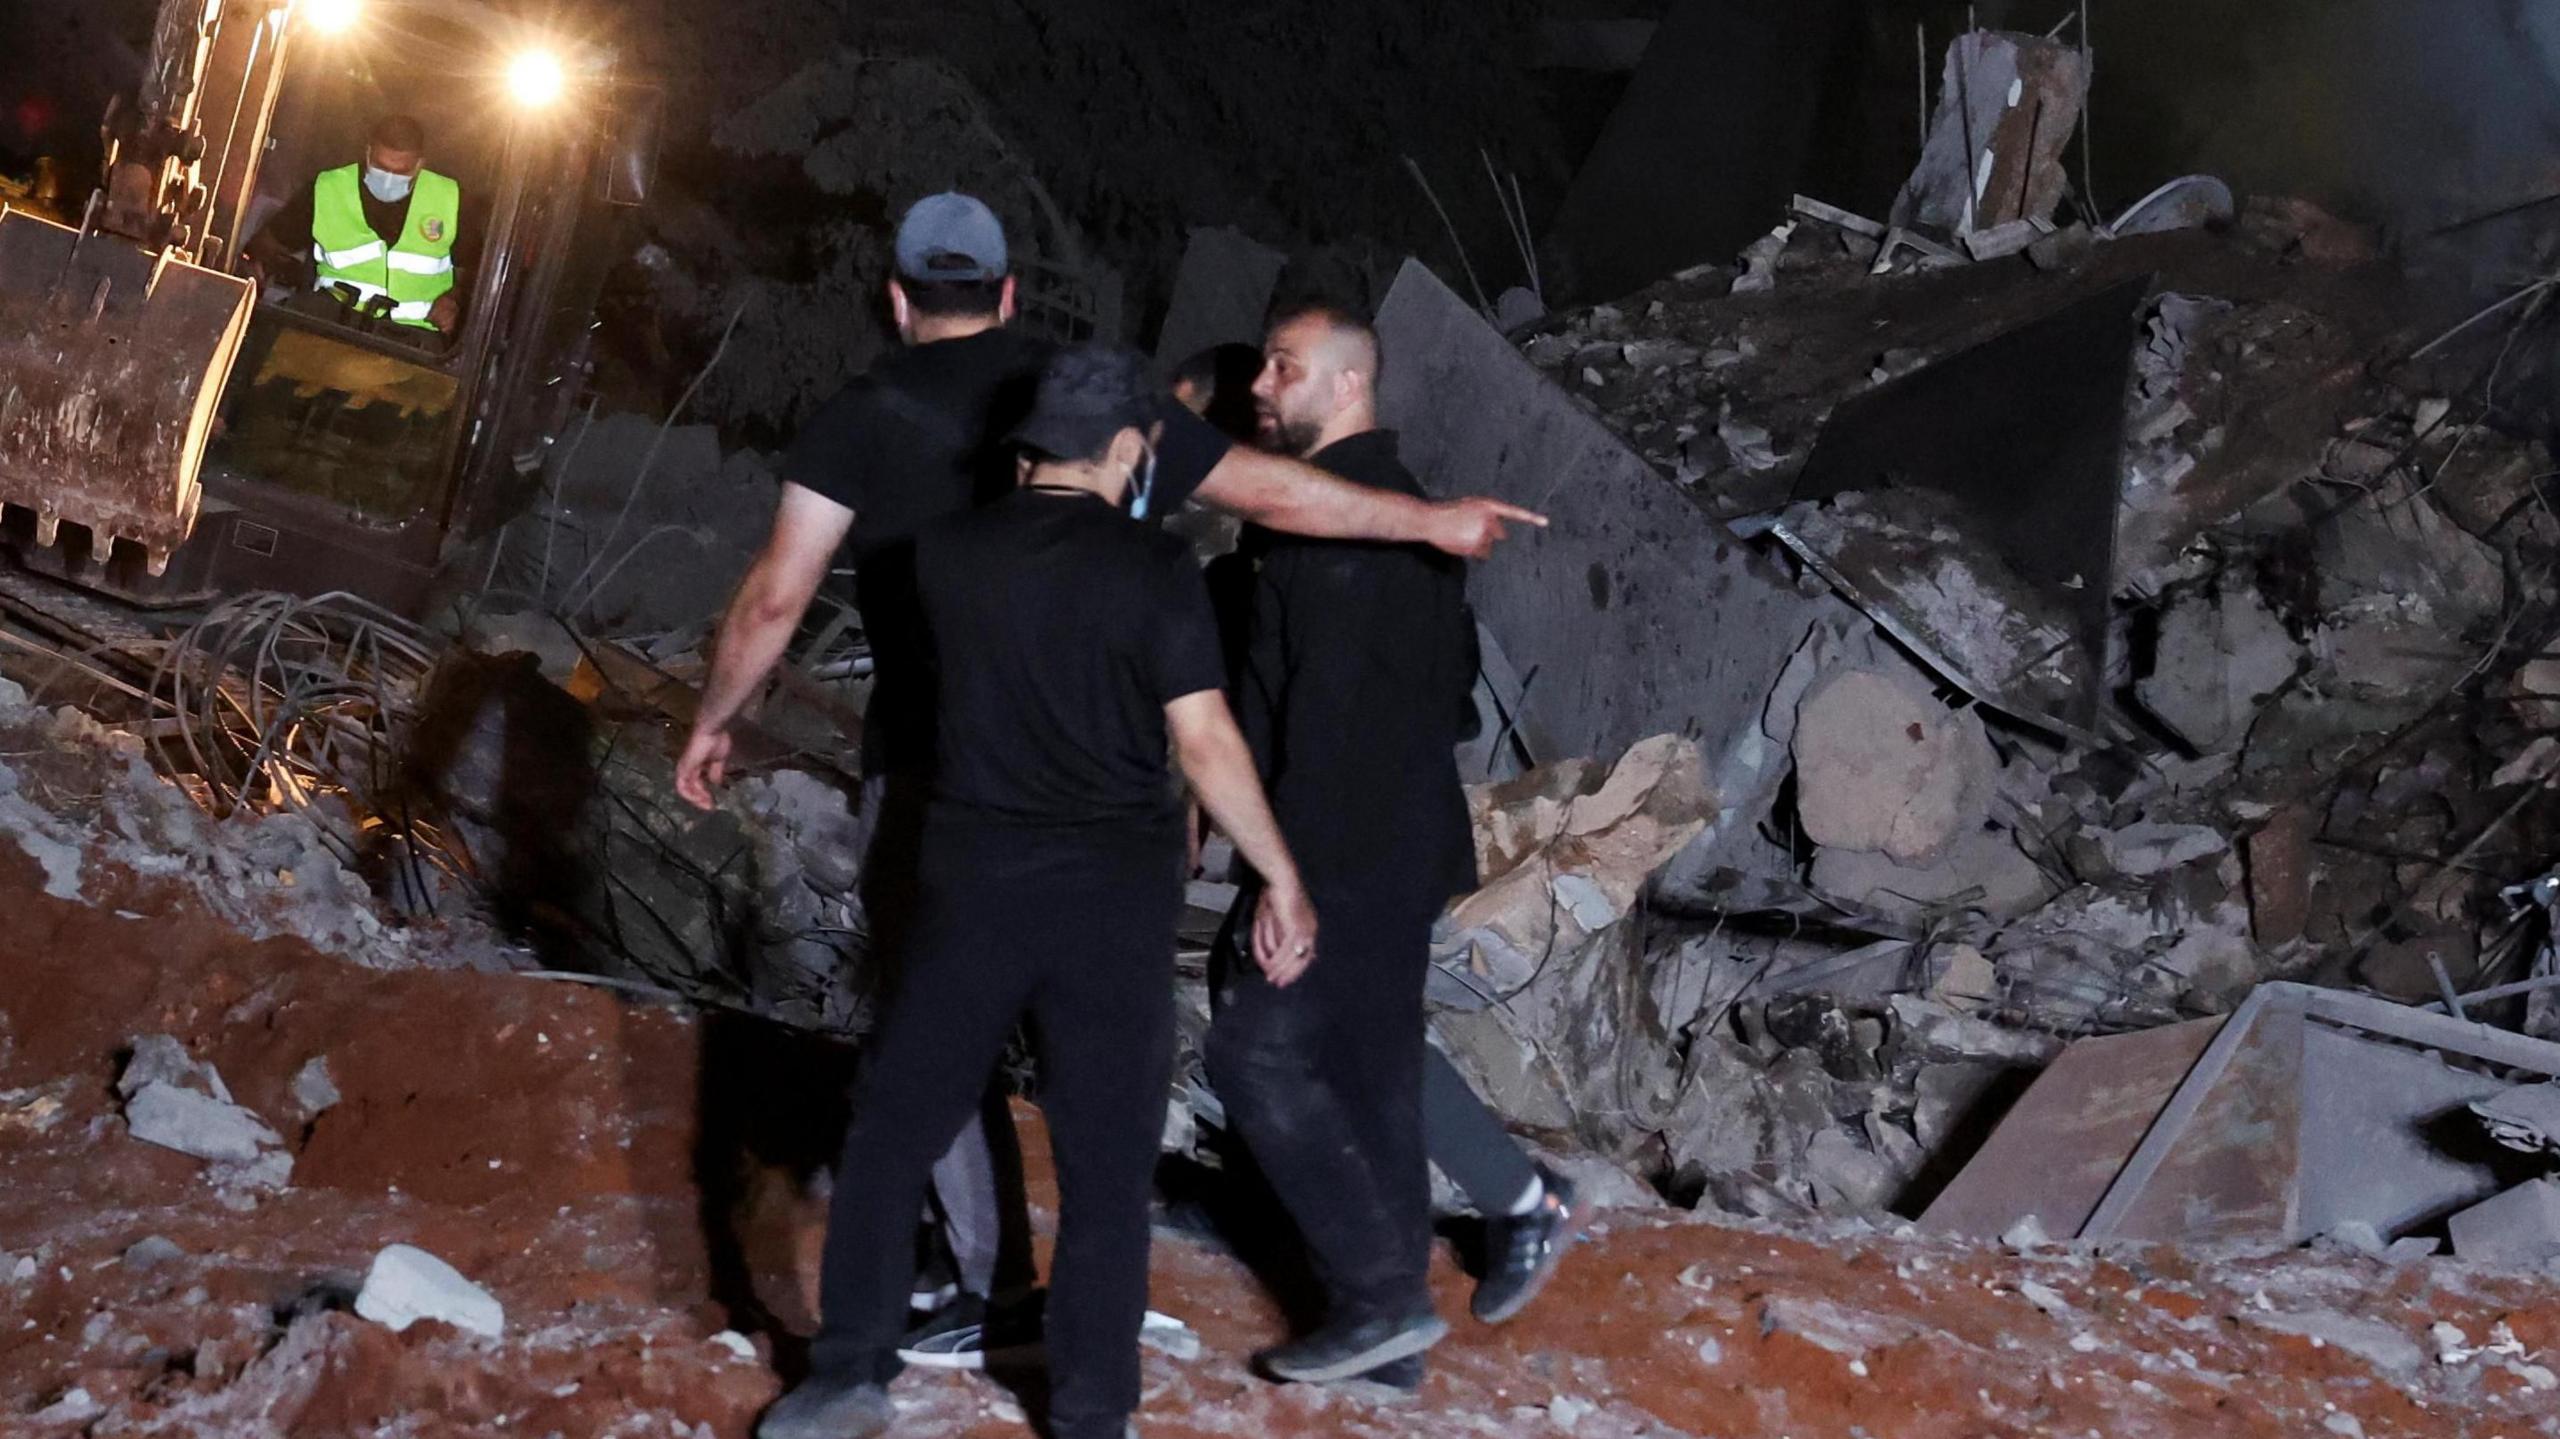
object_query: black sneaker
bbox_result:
[1471,1165,1581,1324]
[895,1290,1044,1370]
[755,1374,891,1439]
[1254,1308,1448,1384]
[1340,1352,1425,1398]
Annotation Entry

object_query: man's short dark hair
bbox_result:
[899,275,1007,318]
[1266,298,1383,384]
[370,114,427,153]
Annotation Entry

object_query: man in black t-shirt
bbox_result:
[754,345,1320,1439]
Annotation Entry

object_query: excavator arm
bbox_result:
[0,0,276,576]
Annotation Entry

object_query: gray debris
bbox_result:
[2094,822,2228,878]
[354,1243,505,1339]
[2448,1180,2560,1269]
[2136,584,2303,752]
[1792,666,1995,866]
[31,1387,102,1425]
[121,1236,185,1270]
[2240,1309,2425,1381]
[125,1082,281,1166]
[2471,1083,2560,1154]
[291,1057,341,1119]
[119,1034,230,1103]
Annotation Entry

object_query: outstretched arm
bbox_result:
[674,482,854,809]
[1192,446,1546,561]
[1166,688,1318,985]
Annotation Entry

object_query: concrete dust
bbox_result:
[10,847,2560,1438]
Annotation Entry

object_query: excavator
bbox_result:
[0,0,657,620]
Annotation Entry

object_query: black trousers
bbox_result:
[1207,892,1436,1323]
[1422,1043,1539,1214]
[813,822,1182,1439]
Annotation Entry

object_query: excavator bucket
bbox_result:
[0,206,253,577]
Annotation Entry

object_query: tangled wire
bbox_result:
[148,591,465,897]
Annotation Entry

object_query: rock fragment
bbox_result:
[1792,667,1994,866]
[355,1243,505,1339]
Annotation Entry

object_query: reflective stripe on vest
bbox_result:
[308,163,461,329]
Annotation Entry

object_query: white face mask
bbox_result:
[363,165,415,203]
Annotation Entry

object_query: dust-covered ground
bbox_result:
[10,837,2560,1439]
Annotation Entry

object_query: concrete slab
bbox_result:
[2449,1180,2560,1268]
[1373,257,1834,772]
[1152,227,1288,374]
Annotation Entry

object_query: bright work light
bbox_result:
[507,49,567,107]
[301,0,362,34]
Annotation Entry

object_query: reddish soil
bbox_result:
[7,845,2560,1438]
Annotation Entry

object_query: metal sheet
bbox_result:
[1917,1015,2219,1239]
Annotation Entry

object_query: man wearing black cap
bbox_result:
[755,344,1321,1439]
[674,193,1544,1376]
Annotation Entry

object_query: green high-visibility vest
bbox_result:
[309,163,460,329]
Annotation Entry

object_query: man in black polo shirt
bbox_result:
[757,344,1320,1439]
[1206,301,1576,1384]
[673,194,1542,1366]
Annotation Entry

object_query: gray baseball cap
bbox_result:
[894,192,1008,283]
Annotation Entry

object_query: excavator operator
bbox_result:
[244,113,479,337]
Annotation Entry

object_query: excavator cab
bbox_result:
[0,0,651,618]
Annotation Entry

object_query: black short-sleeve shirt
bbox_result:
[915,487,1226,835]
[778,328,1230,777]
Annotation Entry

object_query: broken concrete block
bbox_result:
[2450,1180,2560,1268]
[121,1235,184,1270]
[124,1082,281,1165]
[2094,822,2227,878]
[2136,585,2302,753]
[1376,257,1834,768]
[2246,805,2317,948]
[1893,31,2089,236]
[355,1244,505,1339]
[1808,826,2052,922]
[1438,736,1713,997]
[1929,945,1999,1012]
[1791,667,1993,866]
[2471,1083,2560,1155]
[119,1034,229,1103]
[291,1057,340,1119]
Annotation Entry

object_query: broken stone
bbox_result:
[1139,1310,1203,1360]
[2241,1309,2424,1380]
[2448,1180,2560,1269]
[1893,31,2088,235]
[1888,995,2063,1068]
[1809,826,2053,922]
[291,1057,341,1119]
[355,1243,505,1339]
[1792,667,1995,866]
[2094,822,2227,879]
[2246,805,2317,948]
[2136,585,2302,753]
[121,1235,184,1270]
[124,1082,281,1165]
[118,1034,229,1103]
[1930,945,1998,1012]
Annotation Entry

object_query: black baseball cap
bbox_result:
[1010,344,1156,460]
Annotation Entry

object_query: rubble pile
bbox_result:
[1417,186,2560,1224]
